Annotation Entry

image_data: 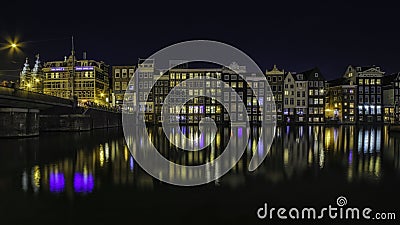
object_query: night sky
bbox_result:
[1,1,399,81]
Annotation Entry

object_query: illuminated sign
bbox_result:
[75,66,94,71]
[49,66,94,71]
[50,67,65,71]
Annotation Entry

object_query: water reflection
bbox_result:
[0,125,400,197]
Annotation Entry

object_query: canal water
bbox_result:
[0,126,399,224]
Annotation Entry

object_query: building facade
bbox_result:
[325,78,356,124]
[345,65,384,123]
[136,58,155,123]
[293,72,308,123]
[266,65,284,123]
[283,72,296,123]
[135,61,270,125]
[112,65,135,109]
[382,73,400,124]
[19,55,44,93]
[304,68,326,123]
[39,53,110,106]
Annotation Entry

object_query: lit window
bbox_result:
[122,82,127,90]
[115,82,120,90]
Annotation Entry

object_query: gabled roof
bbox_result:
[292,72,306,81]
[301,67,325,81]
[348,65,384,74]
[266,64,284,75]
[328,77,347,87]
[382,73,398,86]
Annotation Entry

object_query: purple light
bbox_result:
[73,172,94,193]
[199,106,204,114]
[130,156,134,171]
[49,172,65,193]
[258,139,264,156]
[238,127,243,138]
[199,133,205,148]
[348,150,353,164]
[50,67,65,71]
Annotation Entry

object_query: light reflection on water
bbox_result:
[1,126,400,197]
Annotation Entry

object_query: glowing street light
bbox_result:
[0,37,21,54]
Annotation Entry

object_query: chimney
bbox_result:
[83,51,87,60]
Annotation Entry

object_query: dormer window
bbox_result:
[315,73,318,77]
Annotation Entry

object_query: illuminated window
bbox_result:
[115,82,120,90]
[122,82,127,90]
[122,69,127,78]
[359,79,363,85]
[376,79,381,85]
[129,69,134,78]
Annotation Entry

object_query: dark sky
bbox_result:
[1,1,399,81]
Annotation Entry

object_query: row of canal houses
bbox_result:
[266,65,400,125]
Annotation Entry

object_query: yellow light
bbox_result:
[35,78,40,82]
[100,93,105,97]
[26,83,31,88]
[11,43,17,48]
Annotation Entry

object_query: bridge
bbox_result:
[0,86,121,138]
[0,86,73,109]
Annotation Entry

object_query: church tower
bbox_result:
[19,58,32,91]
[31,54,44,93]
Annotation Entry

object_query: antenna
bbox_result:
[71,35,76,103]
